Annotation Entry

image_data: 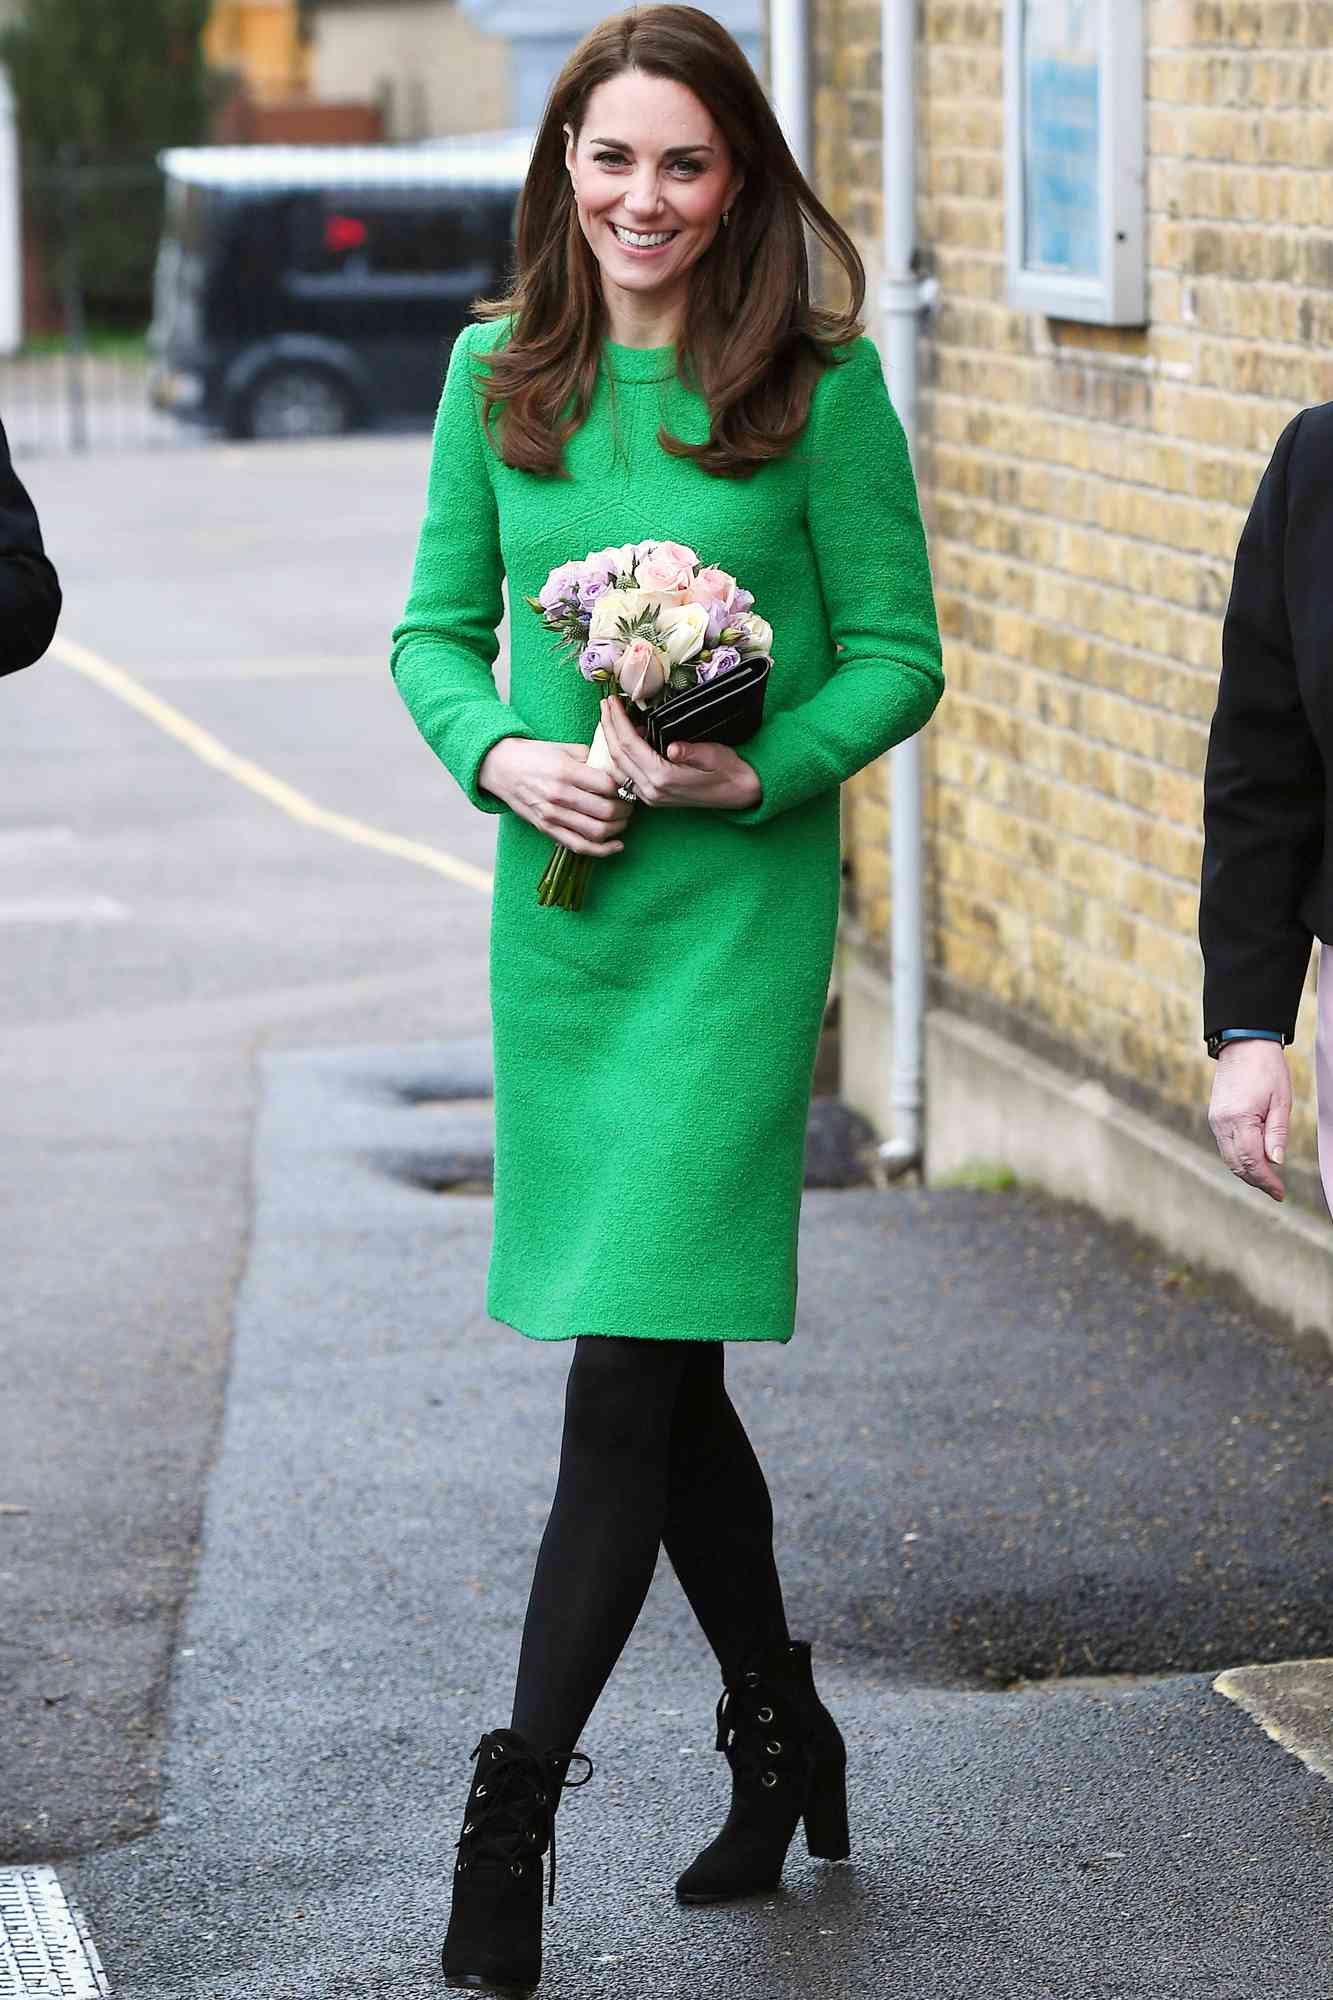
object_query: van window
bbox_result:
[291,194,493,278]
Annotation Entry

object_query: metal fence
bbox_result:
[0,138,527,460]
[1,158,192,458]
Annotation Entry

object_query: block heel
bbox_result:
[802,1754,850,1860]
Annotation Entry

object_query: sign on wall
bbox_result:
[1003,0,1145,325]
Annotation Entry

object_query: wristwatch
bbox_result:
[1205,1028,1288,1060]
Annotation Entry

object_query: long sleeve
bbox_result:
[727,336,943,825]
[0,418,60,677]
[1200,411,1324,1040]
[390,322,533,813]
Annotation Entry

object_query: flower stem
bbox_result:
[537,844,594,911]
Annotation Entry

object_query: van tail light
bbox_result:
[325,214,368,254]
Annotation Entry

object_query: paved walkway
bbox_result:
[72,1042,1333,1999]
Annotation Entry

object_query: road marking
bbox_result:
[51,635,494,898]
[1214,1660,1333,1787]
[0,896,127,924]
[0,1865,109,1997]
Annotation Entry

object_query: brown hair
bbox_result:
[473,4,865,480]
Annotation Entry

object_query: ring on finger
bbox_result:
[616,778,638,804]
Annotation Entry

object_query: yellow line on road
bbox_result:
[52,635,493,898]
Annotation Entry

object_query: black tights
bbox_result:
[510,1337,790,1753]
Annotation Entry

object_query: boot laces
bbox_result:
[457,1736,593,1907]
[713,1670,799,1790]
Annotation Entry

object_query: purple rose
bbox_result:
[579,639,621,682]
[578,575,611,614]
[538,560,585,614]
[696,645,741,684]
[704,598,732,645]
[731,587,755,615]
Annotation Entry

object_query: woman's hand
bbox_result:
[478,737,631,856]
[600,693,762,812]
[1208,1039,1292,1202]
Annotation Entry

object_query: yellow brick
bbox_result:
[828,0,1326,1138]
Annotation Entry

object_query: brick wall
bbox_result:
[814,0,1333,1203]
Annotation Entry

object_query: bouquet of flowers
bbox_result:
[525,538,773,911]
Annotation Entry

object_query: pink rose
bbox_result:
[617,635,668,706]
[635,540,700,593]
[685,564,738,609]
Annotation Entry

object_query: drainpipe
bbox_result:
[877,0,937,1177]
[769,0,811,176]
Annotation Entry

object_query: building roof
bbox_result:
[457,0,761,34]
[159,131,535,190]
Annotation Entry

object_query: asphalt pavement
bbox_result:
[7,431,1333,1998]
[69,1039,1333,2000]
[2,433,494,1859]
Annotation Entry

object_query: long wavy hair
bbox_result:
[473,5,865,480]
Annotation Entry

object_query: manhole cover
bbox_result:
[0,1868,108,1998]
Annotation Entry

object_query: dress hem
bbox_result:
[490,1307,793,1346]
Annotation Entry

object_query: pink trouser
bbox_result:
[1318,943,1333,1213]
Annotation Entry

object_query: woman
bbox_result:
[1202,405,1332,1208]
[391,8,943,1992]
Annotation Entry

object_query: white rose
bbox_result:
[656,601,710,667]
[735,612,773,656]
[588,588,688,642]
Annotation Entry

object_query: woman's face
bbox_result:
[564,70,743,325]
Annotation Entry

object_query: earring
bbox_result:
[722,209,730,228]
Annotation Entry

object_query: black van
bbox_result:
[149,136,529,439]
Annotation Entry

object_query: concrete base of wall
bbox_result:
[836,934,1333,1345]
[925,1008,1333,1350]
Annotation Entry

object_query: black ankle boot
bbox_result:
[442,1727,592,1997]
[675,1639,850,1906]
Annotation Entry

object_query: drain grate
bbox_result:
[0,1868,109,1999]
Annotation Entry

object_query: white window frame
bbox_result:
[1003,0,1146,326]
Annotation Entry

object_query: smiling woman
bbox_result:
[563,71,743,342]
[389,8,944,1993]
[468,3,867,478]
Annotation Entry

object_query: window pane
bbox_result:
[1022,0,1101,280]
[293,193,497,276]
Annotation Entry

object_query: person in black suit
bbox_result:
[0,413,60,676]
[1201,405,1332,1208]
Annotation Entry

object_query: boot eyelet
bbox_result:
[744,1670,760,1687]
[492,1746,504,1760]
[528,1830,539,1842]
[456,1859,467,1873]
[464,1822,475,1836]
[511,1861,524,1877]
[757,1706,774,1723]
[476,1785,487,1797]
[766,1740,782,1755]
[762,1771,779,1788]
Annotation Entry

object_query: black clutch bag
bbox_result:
[644,656,771,757]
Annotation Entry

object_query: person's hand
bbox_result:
[599,693,762,812]
[478,737,631,856]
[1208,1039,1292,1202]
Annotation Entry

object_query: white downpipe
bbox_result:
[878,0,935,1176]
[768,0,811,176]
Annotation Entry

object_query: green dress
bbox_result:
[391,320,942,1343]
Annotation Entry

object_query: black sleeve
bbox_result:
[1200,411,1324,1042]
[0,416,61,677]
